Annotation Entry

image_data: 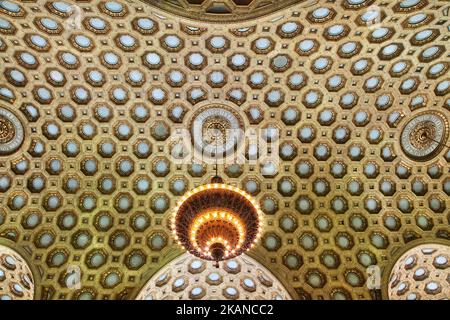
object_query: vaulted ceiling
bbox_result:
[0,0,449,300]
[141,0,300,22]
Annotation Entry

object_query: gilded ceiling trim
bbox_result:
[0,238,42,300]
[380,238,450,300]
[140,0,304,23]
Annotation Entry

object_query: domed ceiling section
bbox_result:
[0,0,448,300]
[135,252,292,300]
[140,0,300,23]
[387,243,449,300]
[0,244,35,300]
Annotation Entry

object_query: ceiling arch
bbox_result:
[0,244,35,300]
[386,242,449,300]
[135,252,292,300]
[139,0,301,23]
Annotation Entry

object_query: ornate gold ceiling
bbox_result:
[135,252,292,300]
[140,0,300,23]
[385,243,449,300]
[0,0,449,300]
[0,244,35,300]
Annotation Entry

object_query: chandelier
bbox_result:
[171,177,263,264]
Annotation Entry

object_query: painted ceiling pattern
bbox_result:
[0,244,35,300]
[0,0,449,300]
[142,0,300,22]
[387,243,449,300]
[136,253,291,300]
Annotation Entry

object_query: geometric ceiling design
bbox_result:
[0,244,35,300]
[135,253,292,300]
[141,0,300,23]
[0,0,449,300]
[387,243,449,300]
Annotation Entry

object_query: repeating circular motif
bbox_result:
[136,253,291,300]
[144,0,300,23]
[0,245,34,300]
[189,104,244,157]
[388,243,449,300]
[0,0,448,301]
[400,111,449,161]
[0,107,24,155]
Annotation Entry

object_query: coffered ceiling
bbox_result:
[0,0,449,300]
[141,0,300,22]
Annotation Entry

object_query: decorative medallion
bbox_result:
[189,104,245,157]
[0,107,24,155]
[400,111,449,161]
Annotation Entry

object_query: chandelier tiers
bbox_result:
[171,178,263,266]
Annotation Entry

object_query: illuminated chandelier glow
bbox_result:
[171,177,263,263]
